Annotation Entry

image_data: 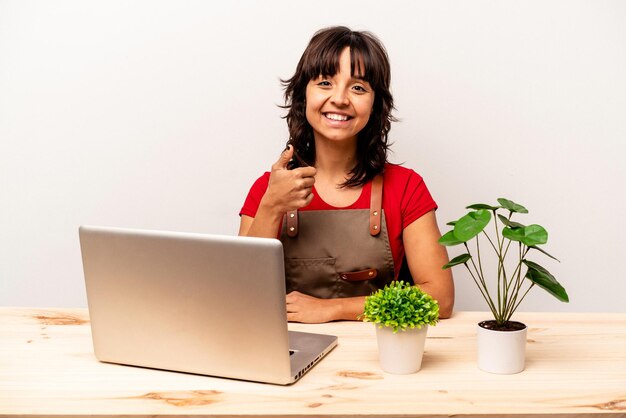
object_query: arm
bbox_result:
[285,292,366,323]
[239,146,316,238]
[402,210,455,318]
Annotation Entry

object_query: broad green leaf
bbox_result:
[442,253,471,269]
[466,203,499,211]
[502,226,522,242]
[497,214,525,229]
[526,269,568,302]
[523,260,569,302]
[528,245,560,262]
[502,224,548,246]
[453,209,492,242]
[497,198,529,214]
[438,230,463,246]
[523,260,553,275]
[519,224,548,245]
[446,220,457,226]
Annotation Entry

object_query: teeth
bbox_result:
[325,113,349,121]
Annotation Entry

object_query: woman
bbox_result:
[239,26,454,323]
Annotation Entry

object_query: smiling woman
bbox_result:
[282,27,393,188]
[304,49,375,152]
[238,26,454,324]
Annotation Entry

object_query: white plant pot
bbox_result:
[375,325,428,374]
[477,321,527,374]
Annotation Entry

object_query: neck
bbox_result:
[313,137,358,183]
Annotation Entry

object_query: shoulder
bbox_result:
[383,163,425,190]
[239,172,271,217]
[249,172,271,192]
[381,163,437,222]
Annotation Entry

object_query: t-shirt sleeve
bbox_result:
[239,172,270,218]
[401,170,438,228]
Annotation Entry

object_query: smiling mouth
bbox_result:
[324,113,352,121]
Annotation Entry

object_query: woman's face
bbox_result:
[305,47,375,146]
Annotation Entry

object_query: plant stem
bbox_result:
[502,242,521,315]
[463,263,498,318]
[502,239,512,262]
[475,234,487,301]
[482,230,498,253]
[508,282,536,321]
[503,243,522,320]
[464,242,492,300]
[481,229,505,315]
[504,245,530,321]
[492,209,504,321]
[500,239,514,315]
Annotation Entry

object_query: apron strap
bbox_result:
[286,210,298,237]
[285,174,384,238]
[369,174,383,236]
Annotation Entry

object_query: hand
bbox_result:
[261,146,317,214]
[286,291,337,323]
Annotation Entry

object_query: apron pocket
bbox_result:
[285,257,338,298]
[339,268,378,281]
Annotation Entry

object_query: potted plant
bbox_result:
[360,281,439,374]
[439,198,569,374]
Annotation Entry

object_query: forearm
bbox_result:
[415,279,454,319]
[241,151,316,238]
[328,296,367,321]
[239,196,286,238]
[286,292,366,323]
[242,208,283,239]
[402,211,455,319]
[333,284,452,321]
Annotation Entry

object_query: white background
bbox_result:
[1,0,625,312]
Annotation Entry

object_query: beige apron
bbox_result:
[280,175,396,298]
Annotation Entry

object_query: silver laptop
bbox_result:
[79,225,337,385]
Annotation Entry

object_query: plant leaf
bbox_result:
[502,226,521,242]
[519,224,548,246]
[497,198,529,214]
[502,224,548,246]
[442,253,471,269]
[446,220,457,226]
[438,230,463,246]
[497,214,525,229]
[528,245,560,262]
[523,260,569,302]
[466,203,499,210]
[453,209,492,242]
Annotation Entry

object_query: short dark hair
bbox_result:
[282,26,395,187]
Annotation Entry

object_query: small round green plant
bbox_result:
[361,281,439,333]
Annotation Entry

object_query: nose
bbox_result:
[330,88,349,106]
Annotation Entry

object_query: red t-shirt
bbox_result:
[240,163,437,278]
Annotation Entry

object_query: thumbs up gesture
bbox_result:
[262,146,317,213]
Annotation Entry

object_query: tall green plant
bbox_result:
[439,198,568,327]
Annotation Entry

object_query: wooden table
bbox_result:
[1,308,625,417]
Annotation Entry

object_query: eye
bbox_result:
[352,84,368,93]
[317,80,331,87]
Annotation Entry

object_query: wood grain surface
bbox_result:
[1,308,624,417]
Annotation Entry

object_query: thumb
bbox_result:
[273,145,294,170]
